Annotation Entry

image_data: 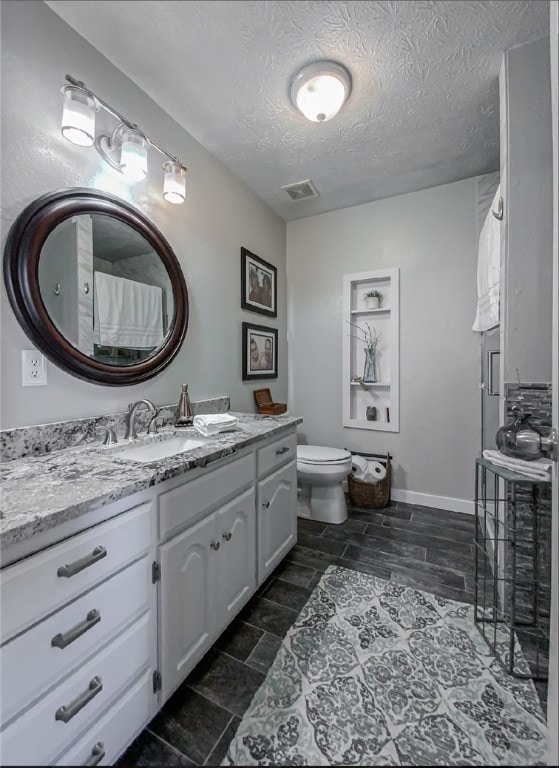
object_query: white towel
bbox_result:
[193,414,239,437]
[472,186,501,332]
[93,272,164,349]
[483,450,551,481]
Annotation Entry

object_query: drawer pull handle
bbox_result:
[276,446,290,455]
[55,676,103,723]
[222,531,232,541]
[84,742,105,766]
[57,546,107,578]
[210,541,221,550]
[263,501,270,508]
[51,609,101,649]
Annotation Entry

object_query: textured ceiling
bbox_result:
[46,0,549,221]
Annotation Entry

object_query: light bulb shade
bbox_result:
[60,85,97,146]
[163,162,187,204]
[290,61,351,122]
[120,129,148,180]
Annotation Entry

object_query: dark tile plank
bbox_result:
[285,545,345,573]
[409,506,476,531]
[261,578,313,612]
[238,596,299,638]
[149,687,232,765]
[337,557,392,582]
[297,518,327,535]
[359,513,474,545]
[117,730,193,766]
[246,632,283,673]
[389,570,475,604]
[204,716,241,766]
[214,619,263,662]
[297,532,347,557]
[363,522,470,557]
[323,518,367,535]
[187,651,266,718]
[271,559,317,588]
[425,548,474,575]
[348,505,412,522]
[344,545,465,590]
[327,527,427,561]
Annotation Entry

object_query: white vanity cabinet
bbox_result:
[0,502,157,766]
[0,425,299,765]
[157,453,257,702]
[256,433,297,582]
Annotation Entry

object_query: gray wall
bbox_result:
[287,178,480,509]
[0,0,286,430]
[502,36,553,384]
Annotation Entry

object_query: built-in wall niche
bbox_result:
[342,268,399,432]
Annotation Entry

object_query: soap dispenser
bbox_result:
[176,384,193,426]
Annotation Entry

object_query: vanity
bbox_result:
[0,415,300,766]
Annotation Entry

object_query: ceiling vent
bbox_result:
[280,179,320,201]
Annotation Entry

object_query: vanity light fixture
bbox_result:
[290,61,352,123]
[60,75,188,204]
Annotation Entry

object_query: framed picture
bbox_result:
[242,322,278,380]
[241,247,277,318]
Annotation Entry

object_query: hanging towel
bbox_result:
[483,450,551,481]
[93,272,164,349]
[472,186,501,332]
[193,414,240,437]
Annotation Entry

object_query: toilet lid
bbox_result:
[297,446,351,464]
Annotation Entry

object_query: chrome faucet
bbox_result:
[124,399,157,440]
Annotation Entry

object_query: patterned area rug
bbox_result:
[224,566,547,766]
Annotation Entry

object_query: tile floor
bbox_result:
[117,500,545,766]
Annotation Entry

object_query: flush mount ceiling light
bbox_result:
[60,75,188,204]
[290,61,352,123]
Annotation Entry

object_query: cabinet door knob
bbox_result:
[262,501,270,508]
[276,446,290,455]
[210,541,221,550]
[222,531,232,541]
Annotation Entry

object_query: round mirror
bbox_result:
[4,188,188,385]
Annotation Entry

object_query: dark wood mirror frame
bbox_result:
[3,188,189,386]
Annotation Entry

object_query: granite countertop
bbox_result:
[0,413,302,550]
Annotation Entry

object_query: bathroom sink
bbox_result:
[112,435,206,463]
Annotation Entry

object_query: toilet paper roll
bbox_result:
[351,455,369,480]
[367,461,387,481]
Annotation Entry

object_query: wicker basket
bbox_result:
[347,455,391,509]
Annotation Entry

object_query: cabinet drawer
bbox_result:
[1,502,153,644]
[0,612,152,766]
[257,432,297,478]
[54,670,152,767]
[1,554,151,725]
[159,453,255,539]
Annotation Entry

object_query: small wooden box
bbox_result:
[253,388,287,415]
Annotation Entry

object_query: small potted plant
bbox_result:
[364,290,381,309]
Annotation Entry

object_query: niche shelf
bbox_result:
[343,268,399,432]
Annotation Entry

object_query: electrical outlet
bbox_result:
[21,350,47,386]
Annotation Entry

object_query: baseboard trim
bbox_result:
[390,488,474,516]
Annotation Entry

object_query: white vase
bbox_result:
[365,296,380,309]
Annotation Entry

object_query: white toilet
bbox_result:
[296,445,353,524]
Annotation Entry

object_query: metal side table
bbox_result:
[474,458,551,681]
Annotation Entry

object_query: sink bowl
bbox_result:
[113,435,206,463]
